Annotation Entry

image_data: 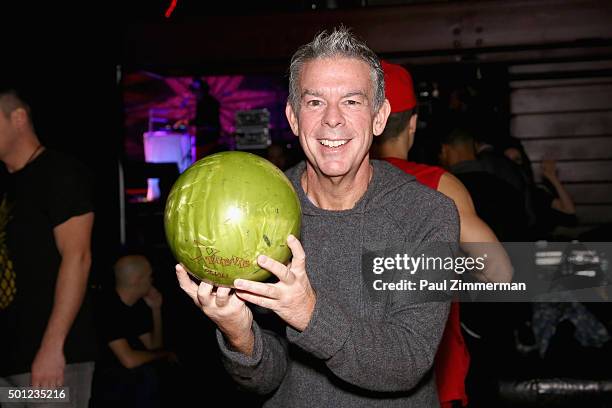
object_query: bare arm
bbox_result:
[108,338,172,369]
[140,287,163,350]
[31,212,94,387]
[139,311,162,350]
[438,173,513,283]
[542,160,576,214]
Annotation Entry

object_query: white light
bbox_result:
[225,206,243,223]
[575,270,596,277]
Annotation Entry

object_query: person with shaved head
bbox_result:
[91,254,175,407]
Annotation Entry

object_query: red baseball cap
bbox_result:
[381,60,417,113]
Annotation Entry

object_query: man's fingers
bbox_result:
[176,264,199,300]
[235,290,270,309]
[215,286,232,307]
[196,281,214,306]
[30,375,40,388]
[257,255,295,283]
[287,234,306,274]
[234,279,279,299]
[31,375,59,389]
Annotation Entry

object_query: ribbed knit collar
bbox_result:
[285,159,415,216]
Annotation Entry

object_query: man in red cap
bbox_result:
[373,61,513,408]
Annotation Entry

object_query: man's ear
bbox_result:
[285,103,299,137]
[408,113,418,136]
[373,99,391,136]
[10,108,29,130]
[406,113,418,150]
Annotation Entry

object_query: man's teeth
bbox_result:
[319,140,348,148]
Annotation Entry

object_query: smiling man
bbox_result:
[284,55,386,209]
[176,27,459,407]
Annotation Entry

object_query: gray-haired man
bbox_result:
[176,27,459,407]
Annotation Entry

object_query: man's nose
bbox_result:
[322,104,345,128]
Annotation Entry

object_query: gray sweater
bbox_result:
[216,160,460,407]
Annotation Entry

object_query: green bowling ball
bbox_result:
[164,151,301,287]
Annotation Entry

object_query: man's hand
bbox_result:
[541,160,558,182]
[234,234,316,332]
[31,344,65,388]
[143,286,163,309]
[176,265,254,355]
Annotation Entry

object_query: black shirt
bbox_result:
[95,289,153,372]
[0,149,97,376]
[450,160,529,241]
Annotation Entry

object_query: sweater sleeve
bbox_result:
[216,320,289,395]
[286,199,459,393]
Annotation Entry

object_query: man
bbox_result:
[0,85,96,406]
[176,27,459,407]
[476,140,526,201]
[190,77,221,158]
[439,126,529,242]
[92,254,175,407]
[372,61,514,283]
[503,139,576,239]
[438,95,530,408]
[371,61,514,407]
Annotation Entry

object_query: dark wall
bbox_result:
[123,0,612,75]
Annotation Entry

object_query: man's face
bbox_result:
[504,148,523,166]
[286,57,389,178]
[438,144,451,168]
[0,102,29,160]
[139,262,154,296]
[0,109,17,158]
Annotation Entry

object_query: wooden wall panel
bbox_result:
[511,84,612,114]
[511,111,612,139]
[575,205,612,224]
[565,184,612,204]
[511,61,612,228]
[521,137,612,161]
[510,61,612,75]
[531,161,612,183]
[123,0,612,72]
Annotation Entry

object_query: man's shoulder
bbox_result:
[35,150,93,204]
[371,162,458,240]
[383,157,447,190]
[41,149,89,173]
[392,181,457,224]
[25,150,91,190]
[372,160,455,215]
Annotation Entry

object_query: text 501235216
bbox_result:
[0,387,69,403]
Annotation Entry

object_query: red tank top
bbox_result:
[384,158,470,407]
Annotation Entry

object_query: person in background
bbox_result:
[0,84,97,407]
[504,140,577,239]
[439,126,529,242]
[91,254,177,407]
[191,77,222,158]
[372,61,514,407]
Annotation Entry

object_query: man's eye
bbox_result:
[307,100,322,107]
[345,100,360,105]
